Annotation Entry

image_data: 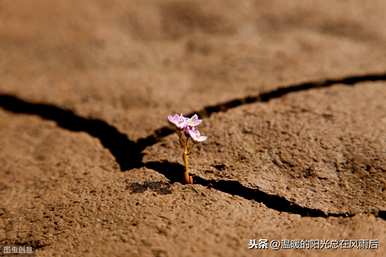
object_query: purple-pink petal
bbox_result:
[187,127,207,142]
[168,114,188,129]
[186,114,202,127]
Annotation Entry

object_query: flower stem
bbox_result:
[182,140,193,184]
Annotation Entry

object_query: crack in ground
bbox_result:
[0,94,143,170]
[136,72,386,148]
[1,71,386,220]
[144,161,356,218]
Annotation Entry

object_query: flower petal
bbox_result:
[187,127,207,142]
[168,114,188,129]
[187,114,202,127]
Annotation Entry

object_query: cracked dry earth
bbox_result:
[0,1,386,257]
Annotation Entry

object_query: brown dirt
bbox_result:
[0,1,385,256]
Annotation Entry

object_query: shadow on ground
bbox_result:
[1,71,386,220]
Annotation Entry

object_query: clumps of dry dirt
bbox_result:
[145,83,386,215]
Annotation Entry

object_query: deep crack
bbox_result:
[1,71,386,219]
[0,94,143,170]
[145,161,384,218]
[138,72,386,147]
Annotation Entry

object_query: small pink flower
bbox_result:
[168,113,207,142]
[167,113,206,184]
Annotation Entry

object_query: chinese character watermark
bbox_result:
[248,239,380,250]
[1,244,34,255]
